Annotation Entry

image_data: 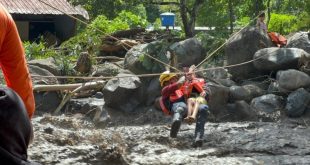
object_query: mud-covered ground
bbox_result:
[28,110,310,165]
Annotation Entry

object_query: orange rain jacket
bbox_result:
[0,5,35,118]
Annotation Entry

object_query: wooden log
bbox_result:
[33,81,106,92]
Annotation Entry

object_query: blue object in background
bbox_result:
[160,12,175,27]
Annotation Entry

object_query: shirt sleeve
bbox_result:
[161,83,179,99]
[0,7,35,118]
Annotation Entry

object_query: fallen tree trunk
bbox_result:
[33,81,106,92]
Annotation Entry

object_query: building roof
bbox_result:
[0,0,89,19]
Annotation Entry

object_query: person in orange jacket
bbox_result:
[0,4,35,118]
[0,5,37,165]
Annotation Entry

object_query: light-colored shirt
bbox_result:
[257,20,267,33]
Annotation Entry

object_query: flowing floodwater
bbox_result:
[28,112,310,165]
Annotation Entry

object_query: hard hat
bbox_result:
[159,71,176,87]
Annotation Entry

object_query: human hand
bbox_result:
[200,91,206,97]
[177,76,185,84]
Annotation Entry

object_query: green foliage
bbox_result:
[153,18,162,30]
[114,11,148,28]
[236,17,251,28]
[295,12,310,31]
[23,38,58,60]
[23,40,76,77]
[61,11,148,57]
[268,13,297,34]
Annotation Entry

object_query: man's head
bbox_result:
[258,11,265,21]
[159,71,177,87]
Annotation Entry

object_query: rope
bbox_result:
[31,47,279,82]
[195,9,267,69]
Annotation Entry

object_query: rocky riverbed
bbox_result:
[28,110,310,165]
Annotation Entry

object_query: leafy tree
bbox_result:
[268,13,297,34]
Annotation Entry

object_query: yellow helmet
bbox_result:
[159,71,177,87]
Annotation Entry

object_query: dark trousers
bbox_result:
[171,102,208,141]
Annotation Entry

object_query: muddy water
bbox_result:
[28,113,310,165]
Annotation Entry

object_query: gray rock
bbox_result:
[94,92,104,99]
[169,38,205,67]
[34,91,62,114]
[285,88,310,117]
[66,98,109,126]
[229,84,265,103]
[225,27,272,80]
[203,68,229,79]
[251,94,285,121]
[28,65,59,85]
[286,32,310,53]
[28,57,60,76]
[29,65,61,113]
[208,83,230,116]
[254,48,308,71]
[92,62,122,77]
[74,52,92,74]
[124,41,169,74]
[267,81,290,96]
[227,101,257,121]
[277,69,310,91]
[216,79,236,87]
[102,72,143,113]
[144,78,161,106]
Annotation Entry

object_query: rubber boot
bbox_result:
[193,104,208,148]
[170,112,182,138]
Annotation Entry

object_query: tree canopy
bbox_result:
[69,0,309,37]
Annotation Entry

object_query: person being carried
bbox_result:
[256,11,268,33]
[181,65,209,124]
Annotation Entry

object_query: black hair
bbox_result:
[259,11,265,18]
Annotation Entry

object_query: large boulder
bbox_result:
[253,48,309,71]
[208,83,230,116]
[286,32,310,54]
[169,38,205,67]
[28,65,61,114]
[102,71,144,113]
[285,88,310,117]
[143,78,161,106]
[225,27,272,80]
[276,69,310,91]
[124,40,169,75]
[28,57,60,76]
[251,94,285,121]
[226,101,257,121]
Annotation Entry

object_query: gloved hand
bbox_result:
[177,76,185,84]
